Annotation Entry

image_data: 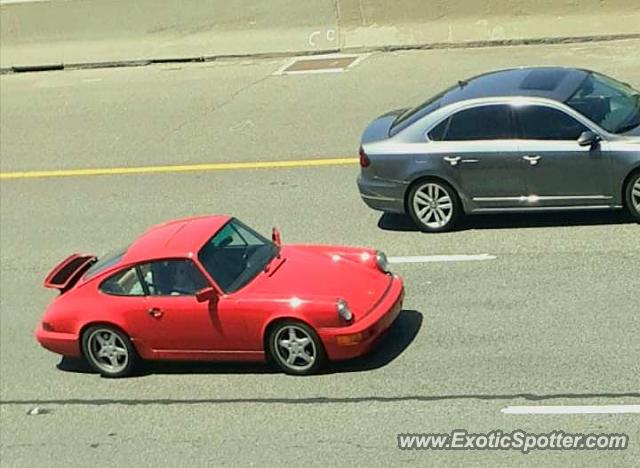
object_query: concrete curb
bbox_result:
[2,0,639,74]
[2,33,640,75]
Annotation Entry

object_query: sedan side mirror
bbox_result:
[578,131,601,147]
[195,287,218,303]
[272,227,281,246]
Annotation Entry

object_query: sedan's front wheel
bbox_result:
[626,172,640,222]
[268,321,326,375]
[408,179,461,232]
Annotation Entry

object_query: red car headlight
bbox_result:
[376,251,390,273]
[42,321,55,332]
[337,299,353,322]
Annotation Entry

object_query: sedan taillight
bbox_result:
[359,146,370,167]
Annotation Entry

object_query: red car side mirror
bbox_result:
[272,227,281,246]
[195,287,218,303]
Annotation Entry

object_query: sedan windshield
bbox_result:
[198,218,279,293]
[566,72,640,134]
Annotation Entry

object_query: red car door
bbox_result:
[124,257,252,359]
[126,295,221,357]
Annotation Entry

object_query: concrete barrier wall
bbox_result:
[1,0,335,42]
[1,0,639,69]
[338,0,640,49]
[338,0,640,25]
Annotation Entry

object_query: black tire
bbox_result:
[267,320,326,375]
[407,178,462,232]
[81,325,138,378]
[624,171,640,222]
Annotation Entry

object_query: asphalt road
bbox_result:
[1,40,639,466]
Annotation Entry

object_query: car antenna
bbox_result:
[457,80,468,88]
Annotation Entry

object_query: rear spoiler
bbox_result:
[44,253,97,293]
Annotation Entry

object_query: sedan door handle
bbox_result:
[443,156,462,166]
[523,155,541,166]
[147,307,163,318]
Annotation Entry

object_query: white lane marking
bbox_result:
[388,254,496,264]
[502,405,640,415]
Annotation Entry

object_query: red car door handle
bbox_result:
[147,307,163,318]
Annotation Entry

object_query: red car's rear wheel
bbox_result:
[81,325,138,378]
[268,321,326,375]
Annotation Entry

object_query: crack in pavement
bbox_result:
[2,392,639,407]
[161,73,272,141]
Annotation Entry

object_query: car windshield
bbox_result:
[198,218,279,293]
[565,72,640,134]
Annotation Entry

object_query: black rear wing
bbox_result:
[44,253,97,293]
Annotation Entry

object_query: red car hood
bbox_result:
[240,245,392,317]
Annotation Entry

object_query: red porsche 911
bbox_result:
[36,215,404,377]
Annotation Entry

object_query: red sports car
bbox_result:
[36,215,404,377]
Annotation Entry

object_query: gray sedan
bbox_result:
[357,67,640,232]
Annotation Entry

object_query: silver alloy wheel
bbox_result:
[274,325,316,372]
[632,176,640,213]
[86,328,129,374]
[412,183,453,229]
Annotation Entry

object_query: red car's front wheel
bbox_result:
[268,321,326,375]
[81,326,138,378]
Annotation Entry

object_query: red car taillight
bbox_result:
[359,146,370,167]
[42,321,55,332]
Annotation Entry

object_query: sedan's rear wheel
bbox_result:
[82,326,138,378]
[268,321,326,375]
[626,172,640,222]
[408,180,460,232]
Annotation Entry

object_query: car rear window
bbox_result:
[390,91,447,136]
[83,248,127,280]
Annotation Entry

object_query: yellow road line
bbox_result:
[0,157,358,180]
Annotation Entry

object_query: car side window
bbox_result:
[138,260,209,296]
[100,267,145,296]
[429,105,514,141]
[515,105,588,140]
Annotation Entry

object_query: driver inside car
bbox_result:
[171,262,197,295]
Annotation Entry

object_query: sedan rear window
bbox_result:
[390,90,448,136]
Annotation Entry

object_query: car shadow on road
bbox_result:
[56,310,423,377]
[327,309,422,374]
[377,210,637,232]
